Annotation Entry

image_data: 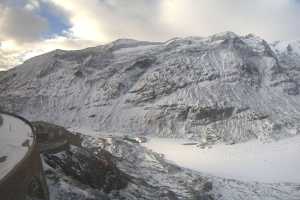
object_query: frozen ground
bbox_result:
[43,127,300,200]
[143,136,300,183]
[0,113,33,180]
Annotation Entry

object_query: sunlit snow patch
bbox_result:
[143,136,300,183]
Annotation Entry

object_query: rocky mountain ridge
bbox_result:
[1,32,300,144]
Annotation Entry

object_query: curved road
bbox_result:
[0,113,34,180]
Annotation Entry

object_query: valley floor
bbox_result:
[142,135,300,183]
[47,128,300,200]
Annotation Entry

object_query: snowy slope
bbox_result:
[1,32,300,144]
[272,40,300,55]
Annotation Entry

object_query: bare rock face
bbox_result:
[1,33,300,143]
[43,146,129,193]
[37,123,213,200]
[32,121,129,197]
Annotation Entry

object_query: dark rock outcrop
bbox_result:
[32,121,82,152]
[43,146,129,193]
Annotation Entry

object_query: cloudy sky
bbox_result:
[1,0,300,70]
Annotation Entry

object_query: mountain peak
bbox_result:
[210,31,239,39]
[1,33,300,145]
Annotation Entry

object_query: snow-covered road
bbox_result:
[0,113,33,180]
[143,136,300,183]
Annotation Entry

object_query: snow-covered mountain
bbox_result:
[1,32,300,144]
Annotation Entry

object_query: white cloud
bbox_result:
[49,0,300,42]
[50,0,170,42]
[24,0,40,11]
[161,0,300,41]
[1,0,300,70]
